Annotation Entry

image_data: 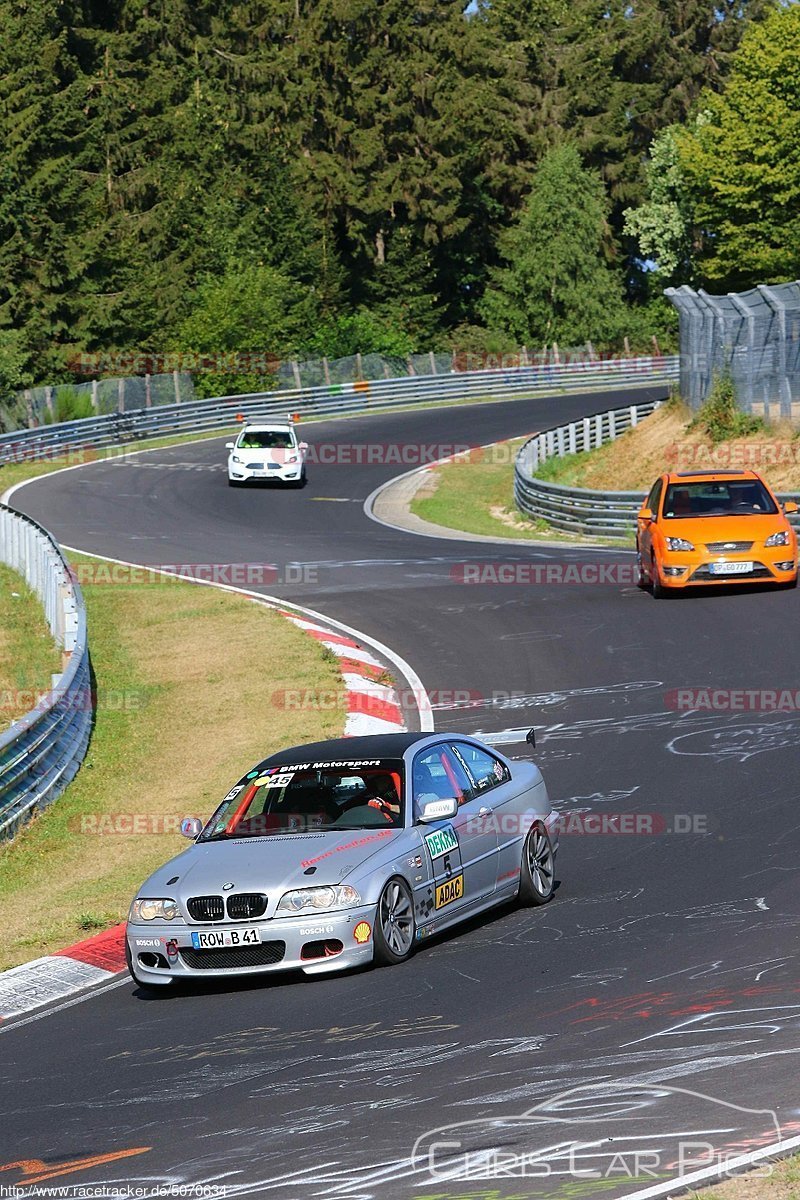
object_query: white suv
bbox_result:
[227,423,308,487]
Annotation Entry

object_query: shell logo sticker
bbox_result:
[354,921,372,944]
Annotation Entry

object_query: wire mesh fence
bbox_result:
[2,341,663,434]
[666,281,800,419]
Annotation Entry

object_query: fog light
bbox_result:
[663,566,686,577]
[775,561,796,571]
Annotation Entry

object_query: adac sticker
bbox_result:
[353,921,372,944]
[435,873,464,909]
[424,824,459,861]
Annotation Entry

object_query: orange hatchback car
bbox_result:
[637,470,799,597]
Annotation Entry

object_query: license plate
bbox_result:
[191,929,261,949]
[710,561,753,575]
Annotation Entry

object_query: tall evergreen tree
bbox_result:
[480,144,627,346]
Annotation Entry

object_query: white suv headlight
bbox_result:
[276,885,361,915]
[765,530,790,547]
[666,536,694,552]
[129,898,183,923]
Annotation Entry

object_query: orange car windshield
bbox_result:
[663,481,777,519]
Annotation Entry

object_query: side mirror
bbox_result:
[299,441,309,452]
[784,500,798,515]
[418,797,458,823]
[225,442,235,450]
[180,817,203,839]
[638,507,654,523]
[526,728,536,748]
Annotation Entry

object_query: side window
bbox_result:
[451,742,510,794]
[646,478,663,516]
[412,745,473,812]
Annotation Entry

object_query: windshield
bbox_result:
[663,480,778,519]
[237,431,295,450]
[200,760,405,840]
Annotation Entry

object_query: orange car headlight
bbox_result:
[665,536,694,552]
[765,530,791,547]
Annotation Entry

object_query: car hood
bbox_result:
[139,828,403,916]
[660,514,791,545]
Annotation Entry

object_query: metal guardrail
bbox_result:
[514,401,663,538]
[514,401,800,539]
[0,356,678,465]
[0,506,92,839]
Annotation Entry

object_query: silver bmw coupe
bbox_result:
[125,732,558,989]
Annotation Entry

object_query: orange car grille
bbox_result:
[704,541,754,553]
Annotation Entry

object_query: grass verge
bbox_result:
[0,554,345,969]
[531,401,800,493]
[410,439,619,545]
[0,563,63,726]
[693,1152,800,1200]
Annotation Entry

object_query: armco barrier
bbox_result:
[0,355,678,464]
[514,401,800,539]
[0,506,92,839]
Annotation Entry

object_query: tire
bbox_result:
[636,548,649,589]
[518,822,555,906]
[125,940,172,992]
[227,478,241,488]
[651,558,671,599]
[373,877,416,966]
[291,467,307,489]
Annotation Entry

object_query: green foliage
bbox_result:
[690,374,762,443]
[0,0,775,388]
[480,145,628,346]
[302,311,415,360]
[623,128,694,281]
[676,4,800,289]
[173,263,316,397]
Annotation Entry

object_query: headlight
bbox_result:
[765,530,790,547]
[285,454,298,464]
[276,885,361,915]
[231,455,242,464]
[665,536,694,552]
[129,898,183,923]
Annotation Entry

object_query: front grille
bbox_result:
[187,895,224,922]
[704,541,753,552]
[226,893,267,920]
[180,942,286,970]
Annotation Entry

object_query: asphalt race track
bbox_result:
[4,387,800,1199]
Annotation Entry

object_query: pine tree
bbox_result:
[480,144,627,347]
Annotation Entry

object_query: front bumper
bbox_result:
[126,905,376,985]
[228,462,303,482]
[657,551,797,588]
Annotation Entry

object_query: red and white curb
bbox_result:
[279,611,407,735]
[0,923,126,1022]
